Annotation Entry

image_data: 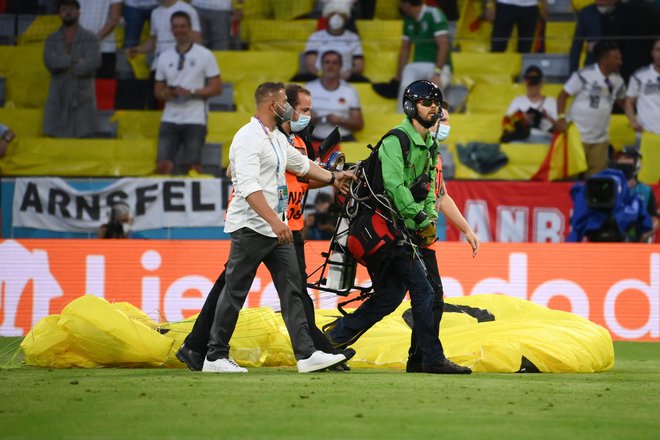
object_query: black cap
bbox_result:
[524,65,543,85]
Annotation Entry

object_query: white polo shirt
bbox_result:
[225,117,311,237]
[79,0,121,53]
[150,1,201,68]
[506,95,558,135]
[626,64,660,135]
[304,29,364,78]
[124,0,158,8]
[564,64,626,143]
[155,43,220,125]
[306,78,361,139]
[191,0,232,10]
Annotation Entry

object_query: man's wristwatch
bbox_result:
[329,172,336,185]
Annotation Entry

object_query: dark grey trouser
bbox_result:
[207,228,316,361]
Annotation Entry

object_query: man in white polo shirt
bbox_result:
[154,10,221,174]
[625,38,660,136]
[556,41,626,177]
[203,82,355,373]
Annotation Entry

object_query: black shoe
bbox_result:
[422,358,472,375]
[176,343,203,371]
[329,348,355,371]
[406,354,423,373]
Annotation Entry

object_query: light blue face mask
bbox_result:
[290,114,311,132]
[434,124,451,141]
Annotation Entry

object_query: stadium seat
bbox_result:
[0,108,43,137]
[466,83,564,114]
[639,132,660,184]
[444,84,469,113]
[374,0,402,19]
[453,52,523,82]
[450,141,551,180]
[17,14,56,45]
[114,110,161,139]
[448,113,504,144]
[608,114,636,150]
[520,53,571,83]
[0,45,50,108]
[0,14,16,45]
[544,21,576,54]
[355,19,402,53]
[246,19,316,52]
[351,82,398,115]
[208,82,235,111]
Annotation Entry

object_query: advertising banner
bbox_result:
[11,178,226,232]
[1,239,658,341]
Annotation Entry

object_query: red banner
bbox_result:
[445,181,660,243]
[1,239,659,341]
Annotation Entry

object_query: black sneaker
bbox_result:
[422,358,472,375]
[329,348,355,371]
[176,343,203,371]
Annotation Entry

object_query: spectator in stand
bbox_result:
[122,0,158,49]
[625,39,660,137]
[191,0,243,50]
[43,0,101,138]
[503,65,557,143]
[307,50,364,147]
[396,0,453,107]
[79,0,122,78]
[0,123,15,158]
[556,41,626,178]
[612,0,660,82]
[127,0,201,108]
[154,11,222,174]
[304,191,337,240]
[303,0,366,82]
[568,0,617,74]
[483,0,547,53]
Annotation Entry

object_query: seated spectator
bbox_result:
[624,38,660,137]
[304,192,337,240]
[306,50,364,147]
[302,0,366,82]
[43,0,101,138]
[79,0,122,78]
[0,123,15,158]
[153,11,222,174]
[98,202,133,238]
[396,0,453,109]
[502,65,557,143]
[483,0,548,53]
[122,0,158,49]
[191,0,243,50]
[568,0,617,74]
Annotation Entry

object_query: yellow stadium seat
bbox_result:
[572,0,595,11]
[0,45,50,108]
[215,50,299,83]
[246,19,317,52]
[450,141,551,180]
[0,137,157,176]
[356,20,402,53]
[351,82,398,115]
[466,83,563,114]
[375,0,402,20]
[113,110,162,139]
[18,15,60,45]
[545,21,575,54]
[608,114,636,150]
[453,52,522,82]
[448,113,503,144]
[0,108,43,137]
[355,112,405,145]
[639,132,660,184]
[207,112,254,167]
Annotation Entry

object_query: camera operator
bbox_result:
[567,147,655,243]
[613,148,659,242]
[98,202,133,239]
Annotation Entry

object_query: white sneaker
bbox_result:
[297,350,346,373]
[202,357,247,373]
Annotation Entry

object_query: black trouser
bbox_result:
[491,2,540,53]
[183,231,334,356]
[408,247,444,363]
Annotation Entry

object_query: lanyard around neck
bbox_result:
[255,116,283,178]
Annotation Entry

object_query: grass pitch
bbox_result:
[1,338,659,440]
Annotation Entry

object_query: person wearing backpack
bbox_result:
[326,80,479,374]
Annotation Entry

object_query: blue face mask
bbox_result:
[290,114,311,132]
[434,124,451,141]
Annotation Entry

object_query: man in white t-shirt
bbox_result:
[191,0,243,50]
[557,41,626,177]
[79,0,121,78]
[306,50,364,149]
[154,10,221,174]
[625,38,660,136]
[303,0,365,82]
[504,65,557,142]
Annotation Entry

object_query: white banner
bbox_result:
[12,178,226,232]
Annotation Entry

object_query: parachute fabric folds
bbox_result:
[21,294,614,372]
[21,295,173,367]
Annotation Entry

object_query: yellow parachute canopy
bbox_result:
[21,294,614,373]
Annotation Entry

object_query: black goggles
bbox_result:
[416,98,441,107]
